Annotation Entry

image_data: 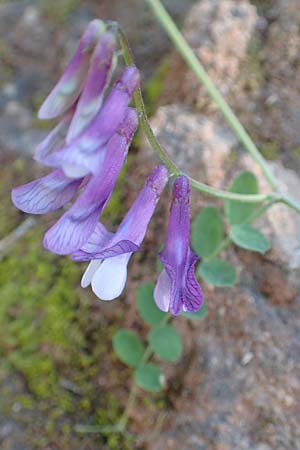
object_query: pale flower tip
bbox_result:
[154,269,171,313]
[81,260,102,288]
[91,256,129,301]
[80,19,107,52]
[66,31,117,142]
[37,20,106,120]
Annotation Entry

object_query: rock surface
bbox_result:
[144,104,237,186]
[162,0,258,108]
[151,285,300,450]
[261,0,300,170]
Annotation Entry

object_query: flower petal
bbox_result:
[34,112,73,164]
[71,239,139,261]
[183,251,203,312]
[72,164,168,262]
[81,259,102,288]
[160,176,190,266]
[43,110,137,254]
[80,223,113,253]
[38,20,105,119]
[11,169,81,214]
[156,176,203,316]
[154,269,171,312]
[114,165,169,245]
[43,171,114,255]
[66,31,116,142]
[61,163,90,179]
[91,254,131,301]
[46,82,139,177]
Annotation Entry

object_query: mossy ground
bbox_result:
[0,157,144,449]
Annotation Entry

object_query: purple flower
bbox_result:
[42,107,138,255]
[71,165,169,301]
[11,169,83,215]
[38,19,106,120]
[36,29,117,164]
[12,108,137,254]
[34,109,74,164]
[154,176,203,316]
[66,30,117,142]
[43,66,139,179]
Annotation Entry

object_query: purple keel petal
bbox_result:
[38,20,105,119]
[156,176,203,316]
[183,251,203,312]
[11,169,82,214]
[160,176,190,266]
[66,31,116,142]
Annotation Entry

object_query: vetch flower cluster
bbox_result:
[11,19,203,315]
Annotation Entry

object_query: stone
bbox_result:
[151,287,300,450]
[262,0,300,169]
[162,0,258,108]
[235,155,300,292]
[144,103,237,186]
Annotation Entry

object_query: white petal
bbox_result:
[91,254,131,301]
[81,260,102,288]
[62,163,89,179]
[154,269,171,312]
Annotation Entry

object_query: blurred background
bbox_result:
[1,0,300,449]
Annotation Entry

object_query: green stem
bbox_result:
[119,30,179,175]
[188,178,273,203]
[144,0,278,191]
[118,313,170,429]
[119,384,138,429]
[119,30,274,205]
[279,194,300,213]
[119,21,300,214]
[75,424,124,434]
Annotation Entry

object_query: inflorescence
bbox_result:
[11,19,203,316]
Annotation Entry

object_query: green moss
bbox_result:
[0,222,131,448]
[261,142,280,160]
[1,155,163,448]
[252,0,273,16]
[144,59,171,116]
[240,36,266,92]
[0,39,15,86]
[40,0,79,23]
